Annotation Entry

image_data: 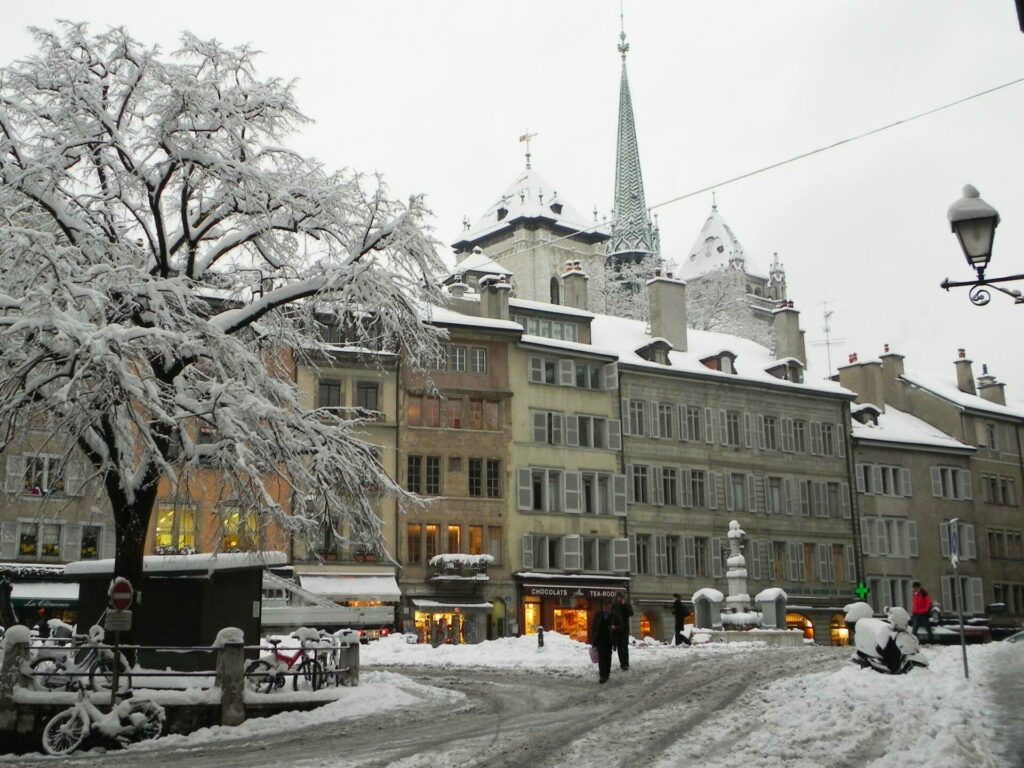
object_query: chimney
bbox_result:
[977,363,1007,405]
[447,274,469,300]
[838,355,885,411]
[479,274,512,320]
[647,275,688,352]
[954,348,976,395]
[772,301,805,365]
[561,260,589,310]
[878,344,906,410]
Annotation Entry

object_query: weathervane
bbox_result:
[519,131,537,169]
[618,0,629,58]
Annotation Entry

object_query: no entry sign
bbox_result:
[108,577,134,611]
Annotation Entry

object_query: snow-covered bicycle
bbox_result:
[245,628,324,693]
[41,683,164,755]
[30,623,131,692]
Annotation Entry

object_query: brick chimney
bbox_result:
[977,363,1007,405]
[772,301,805,365]
[647,273,687,352]
[479,274,512,321]
[838,354,885,411]
[561,260,589,310]
[954,348,976,395]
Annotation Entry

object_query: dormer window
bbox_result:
[637,340,672,366]
[851,405,881,427]
[701,351,737,374]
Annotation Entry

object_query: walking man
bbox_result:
[910,582,934,643]
[612,593,634,670]
[590,599,618,684]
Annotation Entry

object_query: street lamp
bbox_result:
[942,184,1024,305]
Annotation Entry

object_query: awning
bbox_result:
[10,581,79,609]
[411,599,492,612]
[299,575,401,602]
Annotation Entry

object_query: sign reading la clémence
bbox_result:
[108,577,134,611]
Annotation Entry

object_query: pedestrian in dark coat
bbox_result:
[0,572,18,628]
[612,594,634,670]
[590,599,618,683]
[672,593,689,645]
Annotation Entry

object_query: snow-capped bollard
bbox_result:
[0,625,32,729]
[334,629,360,686]
[214,627,246,726]
[537,626,545,648]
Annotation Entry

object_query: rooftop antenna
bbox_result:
[808,300,846,378]
[519,131,537,169]
[618,0,630,58]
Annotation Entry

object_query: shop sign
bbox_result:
[523,584,625,599]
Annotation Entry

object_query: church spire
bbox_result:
[607,17,659,265]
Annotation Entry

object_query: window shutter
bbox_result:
[762,541,774,580]
[621,399,631,435]
[652,466,664,506]
[613,475,627,516]
[704,407,715,444]
[749,539,761,580]
[814,482,828,518]
[963,523,977,559]
[0,522,18,559]
[743,413,753,449]
[678,405,689,441]
[756,415,766,450]
[601,362,618,390]
[748,475,758,513]
[612,537,631,572]
[901,468,912,497]
[809,422,821,455]
[683,537,696,577]
[711,538,723,578]
[907,521,919,557]
[61,523,82,561]
[941,577,952,613]
[763,476,772,514]
[855,465,866,494]
[816,543,830,583]
[725,475,735,511]
[65,462,85,496]
[969,578,984,615]
[650,402,661,438]
[787,542,800,581]
[101,525,116,559]
[782,418,793,453]
[840,483,851,519]
[532,411,547,443]
[837,423,847,458]
[880,579,893,611]
[529,357,543,383]
[565,415,579,447]
[785,479,794,515]
[655,535,668,576]
[861,518,874,556]
[845,544,857,583]
[719,410,728,446]
[563,535,583,570]
[4,455,25,493]
[708,472,719,510]
[796,542,806,581]
[869,465,882,495]
[876,519,890,556]
[931,467,943,497]
[626,464,635,504]
[608,419,622,451]
[522,534,534,569]
[550,413,563,445]
[517,468,533,510]
[940,522,950,557]
[962,470,973,500]
[799,481,810,516]
[681,469,693,508]
[558,359,575,386]
[564,471,581,513]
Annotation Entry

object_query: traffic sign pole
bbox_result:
[949,518,969,680]
[107,577,135,702]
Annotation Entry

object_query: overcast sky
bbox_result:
[4,1,1024,398]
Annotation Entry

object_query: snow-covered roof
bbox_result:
[454,167,608,246]
[423,304,523,333]
[901,370,1024,420]
[450,249,513,278]
[299,575,401,602]
[510,296,595,319]
[589,313,851,398]
[64,551,288,575]
[852,405,973,451]
[678,205,768,281]
[520,334,618,360]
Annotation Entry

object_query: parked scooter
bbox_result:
[845,602,928,675]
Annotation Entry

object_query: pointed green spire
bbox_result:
[608,23,659,265]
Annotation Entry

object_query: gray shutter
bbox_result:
[840,483,851,519]
[799,481,810,516]
[962,470,973,501]
[612,475,627,516]
[563,535,583,570]
[969,578,984,615]
[785,479,794,515]
[653,466,664,506]
[875,519,889,555]
[61,523,82,562]
[931,467,943,497]
[558,359,575,386]
[650,402,661,438]
[963,523,977,559]
[681,469,693,508]
[4,455,25,493]
[747,475,757,513]
[816,543,830,583]
[861,518,874,556]
[601,362,618,390]
[908,521,919,557]
[782,419,793,453]
[796,543,806,581]
[0,522,17,559]
[711,538,723,578]
[564,471,581,513]
[725,474,735,511]
[517,468,533,510]
[901,468,913,497]
[704,407,714,444]
[765,540,776,580]
[678,405,689,441]
[763,476,772,514]
[550,413,563,445]
[655,535,668,576]
[845,544,857,583]
[65,462,84,496]
[940,522,950,557]
[872,466,883,494]
[101,525,116,559]
[756,415,766,450]
[683,537,696,577]
[743,413,754,448]
[719,410,728,446]
[941,577,952,613]
[787,542,800,581]
[708,472,719,510]
[608,419,622,451]
[749,539,761,580]
[529,357,544,383]
[522,534,534,569]
[565,415,579,447]
[612,538,631,572]
[532,411,547,443]
[855,464,866,494]
[837,423,847,458]
[621,399,631,435]
[626,464,635,504]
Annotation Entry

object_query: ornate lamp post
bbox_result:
[941,184,1024,305]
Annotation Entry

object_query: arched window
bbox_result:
[830,614,850,646]
[550,276,560,305]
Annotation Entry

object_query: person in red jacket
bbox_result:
[910,581,934,642]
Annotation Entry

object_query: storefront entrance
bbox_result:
[552,606,589,642]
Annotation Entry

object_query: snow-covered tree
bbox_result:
[592,256,664,321]
[686,267,772,347]
[0,24,446,589]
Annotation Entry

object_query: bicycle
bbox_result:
[245,628,324,693]
[31,623,131,692]
[41,682,164,755]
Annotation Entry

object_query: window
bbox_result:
[532,410,564,445]
[317,381,342,409]
[469,526,484,555]
[576,416,608,449]
[658,404,674,440]
[354,381,379,413]
[931,466,972,500]
[729,474,746,512]
[21,455,67,496]
[686,406,702,442]
[450,346,467,372]
[580,472,613,516]
[629,400,646,437]
[488,526,502,564]
[80,526,101,560]
[528,468,564,513]
[821,423,835,456]
[941,575,985,615]
[425,524,440,561]
[154,503,197,554]
[939,520,977,560]
[793,421,807,453]
[486,460,501,498]
[222,507,260,552]
[407,523,423,564]
[442,398,463,429]
[763,417,778,450]
[575,364,601,389]
[631,465,650,505]
[635,535,651,575]
[406,395,441,427]
[426,457,441,495]
[694,537,708,577]
[826,483,840,518]
[470,347,488,374]
[985,423,998,450]
[724,411,741,446]
[666,537,680,576]
[691,470,707,508]
[515,316,579,342]
[407,456,422,493]
[767,477,783,515]
[468,459,483,497]
[468,459,501,498]
[662,468,678,506]
[446,524,461,553]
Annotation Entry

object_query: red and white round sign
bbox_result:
[109,577,134,610]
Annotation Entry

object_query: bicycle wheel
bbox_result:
[245,659,277,693]
[292,657,323,692]
[88,656,131,692]
[30,657,68,691]
[126,700,165,743]
[42,708,88,756]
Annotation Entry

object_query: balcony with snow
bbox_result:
[429,554,493,587]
